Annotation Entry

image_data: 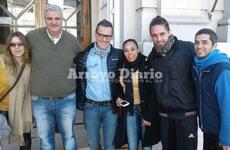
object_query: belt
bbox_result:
[39,96,64,100]
[159,111,197,118]
[32,92,75,101]
[85,98,112,106]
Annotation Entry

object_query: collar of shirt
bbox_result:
[46,30,62,44]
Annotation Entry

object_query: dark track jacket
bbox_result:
[148,36,196,118]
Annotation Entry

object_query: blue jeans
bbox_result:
[32,93,77,150]
[126,106,152,150]
[84,103,117,150]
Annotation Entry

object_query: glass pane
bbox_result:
[0,27,10,44]
[17,27,35,35]
[17,7,35,26]
[7,0,33,17]
[67,13,76,27]
[66,28,77,37]
[1,0,35,26]
[0,0,35,43]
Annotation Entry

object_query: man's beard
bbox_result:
[154,35,175,57]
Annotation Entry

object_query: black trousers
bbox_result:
[0,110,31,150]
[203,133,223,150]
[160,115,198,150]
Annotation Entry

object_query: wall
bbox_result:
[90,0,230,54]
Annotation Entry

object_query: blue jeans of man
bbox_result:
[126,106,152,150]
[84,103,117,150]
[32,93,77,150]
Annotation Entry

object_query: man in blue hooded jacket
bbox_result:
[193,28,230,150]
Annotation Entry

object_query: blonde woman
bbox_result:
[0,31,32,150]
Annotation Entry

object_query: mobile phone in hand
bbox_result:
[119,100,130,107]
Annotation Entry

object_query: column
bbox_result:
[217,0,230,42]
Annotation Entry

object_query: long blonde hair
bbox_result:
[3,31,30,75]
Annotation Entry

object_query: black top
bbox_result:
[148,36,196,118]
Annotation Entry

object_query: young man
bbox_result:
[193,28,230,150]
[26,4,81,150]
[147,16,198,150]
[74,19,121,150]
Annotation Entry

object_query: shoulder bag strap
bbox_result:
[0,64,25,102]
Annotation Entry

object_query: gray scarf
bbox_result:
[155,35,175,57]
[94,43,110,57]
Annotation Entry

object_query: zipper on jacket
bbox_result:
[193,66,204,130]
[198,72,203,130]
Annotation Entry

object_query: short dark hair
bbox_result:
[149,16,170,33]
[122,39,139,49]
[96,19,113,35]
[195,28,218,45]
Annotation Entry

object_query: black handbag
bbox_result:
[76,94,85,111]
[114,107,128,148]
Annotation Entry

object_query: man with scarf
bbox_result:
[74,19,121,150]
[147,16,198,150]
[193,28,230,150]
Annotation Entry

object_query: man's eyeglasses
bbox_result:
[9,43,24,47]
[96,31,112,41]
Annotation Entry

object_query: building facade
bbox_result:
[90,0,230,55]
[0,0,229,54]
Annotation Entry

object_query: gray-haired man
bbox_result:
[26,4,81,150]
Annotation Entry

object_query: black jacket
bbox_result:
[115,53,160,146]
[73,43,122,111]
[148,36,196,117]
[116,54,157,121]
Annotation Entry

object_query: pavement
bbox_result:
[2,110,88,150]
[2,110,203,150]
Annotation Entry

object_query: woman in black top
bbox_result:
[115,39,159,150]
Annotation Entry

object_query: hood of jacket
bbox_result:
[194,49,229,72]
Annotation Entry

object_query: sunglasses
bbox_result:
[9,43,24,47]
